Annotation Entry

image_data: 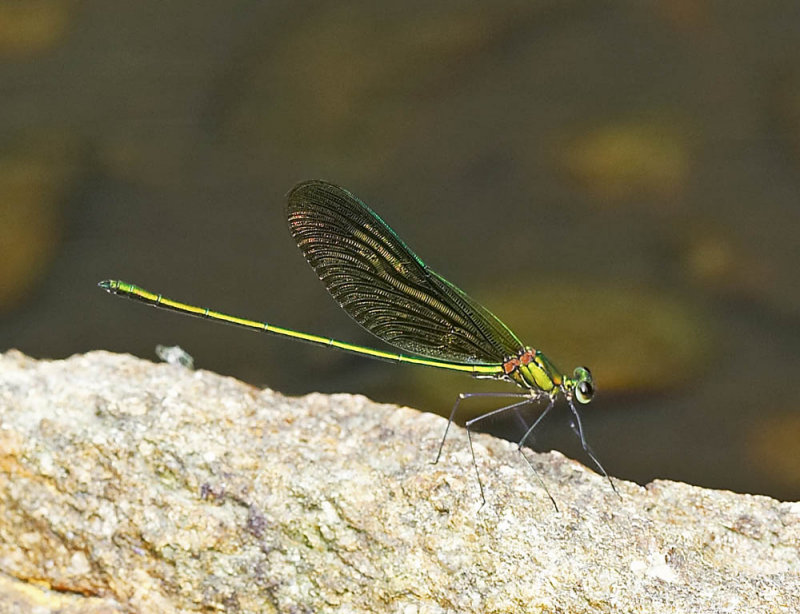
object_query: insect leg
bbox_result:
[567,396,619,497]
[515,395,559,511]
[433,392,530,465]
[463,396,539,508]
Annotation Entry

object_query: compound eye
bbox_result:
[576,380,594,404]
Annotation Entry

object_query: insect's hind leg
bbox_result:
[462,395,539,508]
[433,391,530,465]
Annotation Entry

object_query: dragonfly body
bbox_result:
[99,180,611,507]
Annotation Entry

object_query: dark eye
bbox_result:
[576,380,594,404]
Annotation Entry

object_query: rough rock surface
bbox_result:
[0,350,798,613]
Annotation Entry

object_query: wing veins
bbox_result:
[287,181,524,363]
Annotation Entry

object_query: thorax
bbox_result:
[502,347,563,392]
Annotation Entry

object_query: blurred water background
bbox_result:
[1,1,798,500]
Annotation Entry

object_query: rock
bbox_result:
[0,350,797,613]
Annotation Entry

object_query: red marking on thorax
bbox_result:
[502,357,520,374]
[504,349,537,374]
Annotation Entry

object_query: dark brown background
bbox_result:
[1,1,799,500]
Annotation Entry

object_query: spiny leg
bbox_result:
[515,395,559,511]
[433,392,530,465]
[567,396,619,497]
[463,397,540,508]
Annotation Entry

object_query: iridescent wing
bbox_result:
[287,180,523,364]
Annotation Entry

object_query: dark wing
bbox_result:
[286,180,523,364]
